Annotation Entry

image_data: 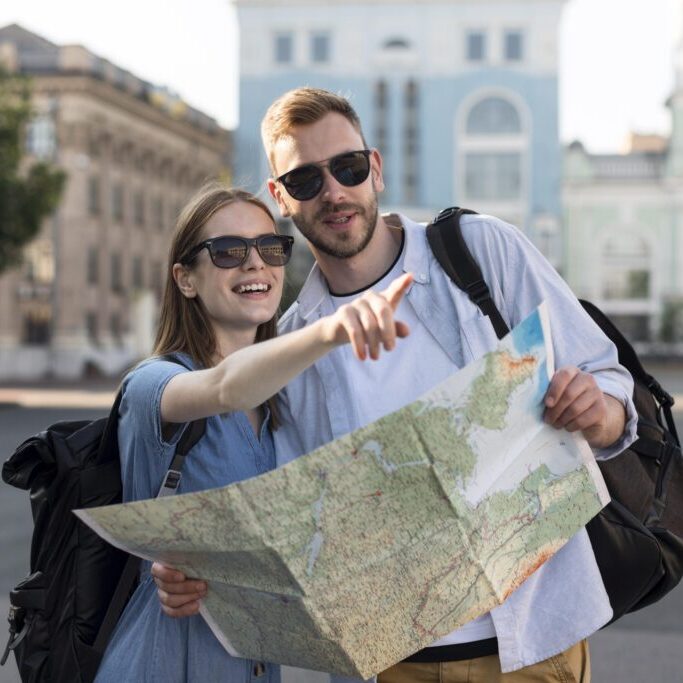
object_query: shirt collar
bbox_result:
[295,212,432,320]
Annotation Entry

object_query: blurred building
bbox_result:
[234,0,565,263]
[562,19,683,346]
[0,24,231,380]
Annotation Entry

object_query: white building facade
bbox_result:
[563,16,683,346]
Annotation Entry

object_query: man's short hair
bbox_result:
[261,87,367,173]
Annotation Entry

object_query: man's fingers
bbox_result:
[545,389,596,429]
[395,321,410,338]
[382,273,413,310]
[363,291,397,351]
[564,403,605,434]
[544,367,580,409]
[355,298,382,360]
[338,306,367,360]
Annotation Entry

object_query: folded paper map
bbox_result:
[76,303,609,679]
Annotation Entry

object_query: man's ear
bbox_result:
[370,148,385,193]
[267,177,291,218]
[172,263,198,299]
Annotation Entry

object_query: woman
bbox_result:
[94,184,411,683]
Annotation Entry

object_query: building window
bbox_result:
[375,80,389,187]
[466,97,521,135]
[153,196,163,229]
[111,183,124,223]
[132,256,144,289]
[467,31,486,62]
[134,191,145,227]
[505,31,524,61]
[111,253,123,293]
[275,32,293,64]
[383,37,411,50]
[110,312,123,345]
[88,176,101,216]
[86,312,99,345]
[465,152,522,200]
[151,261,163,298]
[87,247,99,285]
[26,114,56,160]
[461,95,526,205]
[403,80,419,204]
[22,310,51,345]
[311,32,330,63]
[602,235,651,300]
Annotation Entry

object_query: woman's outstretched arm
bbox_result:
[160,273,412,423]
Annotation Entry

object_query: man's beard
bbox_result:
[288,188,379,259]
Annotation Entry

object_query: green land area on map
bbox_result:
[77,304,609,679]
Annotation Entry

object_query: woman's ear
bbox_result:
[172,263,198,299]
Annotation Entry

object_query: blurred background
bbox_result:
[0,0,682,376]
[0,0,682,681]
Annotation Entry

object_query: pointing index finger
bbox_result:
[382,273,413,310]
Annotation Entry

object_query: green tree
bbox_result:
[0,67,65,274]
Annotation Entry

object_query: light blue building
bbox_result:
[234,0,566,261]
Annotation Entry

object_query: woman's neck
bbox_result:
[211,326,258,365]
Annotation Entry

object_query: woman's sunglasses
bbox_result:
[275,149,372,201]
[182,234,294,269]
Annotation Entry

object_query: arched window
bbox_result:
[466,97,521,135]
[602,234,651,300]
[460,94,525,204]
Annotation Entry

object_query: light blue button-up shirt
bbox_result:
[274,213,637,677]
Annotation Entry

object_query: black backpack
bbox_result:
[426,206,683,623]
[0,354,206,683]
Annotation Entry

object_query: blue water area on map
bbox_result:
[511,308,550,410]
[511,308,544,357]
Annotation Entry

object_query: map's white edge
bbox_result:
[199,601,243,657]
[538,303,555,377]
[571,431,611,507]
[73,508,157,564]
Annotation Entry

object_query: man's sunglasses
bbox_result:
[275,149,372,201]
[182,234,294,269]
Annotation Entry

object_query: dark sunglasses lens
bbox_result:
[210,238,248,268]
[330,152,370,187]
[257,235,292,266]
[282,165,323,200]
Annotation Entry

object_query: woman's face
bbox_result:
[179,201,285,337]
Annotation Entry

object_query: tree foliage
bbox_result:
[0,68,65,274]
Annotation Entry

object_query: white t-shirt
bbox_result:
[330,238,497,647]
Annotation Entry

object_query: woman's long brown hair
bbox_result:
[153,183,281,427]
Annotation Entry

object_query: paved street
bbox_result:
[0,378,681,682]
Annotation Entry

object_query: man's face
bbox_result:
[268,112,384,260]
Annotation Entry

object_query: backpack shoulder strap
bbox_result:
[155,352,207,495]
[93,352,207,655]
[426,207,510,340]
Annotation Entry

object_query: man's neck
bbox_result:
[314,215,403,295]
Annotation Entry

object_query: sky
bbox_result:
[0,0,680,153]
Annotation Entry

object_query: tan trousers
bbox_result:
[377,639,590,683]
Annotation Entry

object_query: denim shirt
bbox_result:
[274,213,637,678]
[96,356,281,683]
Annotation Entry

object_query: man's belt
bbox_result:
[402,637,499,663]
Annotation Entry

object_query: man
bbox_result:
[154,88,636,682]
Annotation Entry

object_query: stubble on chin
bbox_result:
[289,193,379,260]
